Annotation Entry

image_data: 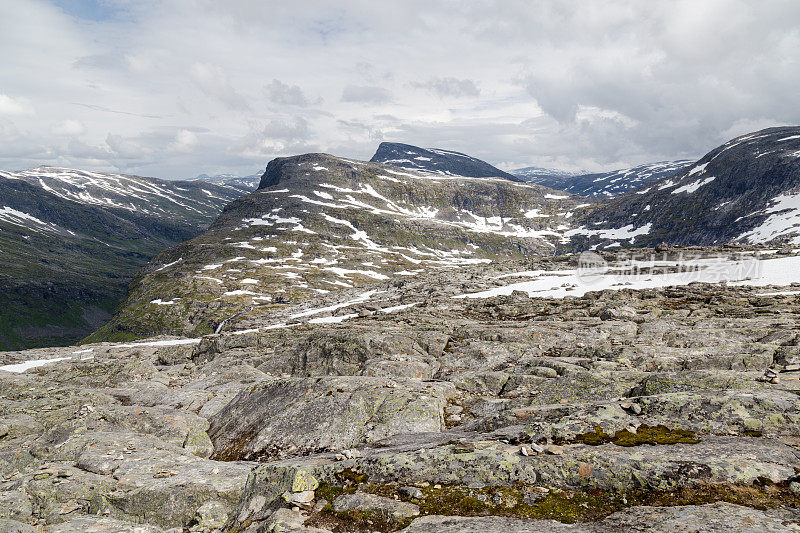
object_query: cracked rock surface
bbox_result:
[1,252,800,531]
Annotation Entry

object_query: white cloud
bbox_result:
[51,119,85,136]
[0,0,797,177]
[411,77,480,98]
[0,94,33,116]
[189,62,250,112]
[167,129,198,153]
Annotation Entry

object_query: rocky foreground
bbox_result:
[1,252,800,531]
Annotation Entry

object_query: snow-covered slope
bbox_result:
[0,166,246,226]
[0,166,254,351]
[94,152,583,339]
[194,173,261,194]
[510,166,584,189]
[370,142,521,181]
[562,161,693,198]
[512,162,691,198]
[569,127,800,249]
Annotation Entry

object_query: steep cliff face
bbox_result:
[92,153,581,340]
[568,127,800,249]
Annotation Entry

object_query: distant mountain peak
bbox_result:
[370,142,521,182]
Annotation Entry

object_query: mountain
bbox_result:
[4,139,800,532]
[194,172,261,194]
[510,166,585,189]
[568,127,800,249]
[370,141,522,181]
[544,161,693,198]
[2,166,246,226]
[89,152,582,340]
[0,167,251,350]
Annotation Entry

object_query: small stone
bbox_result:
[532,366,558,378]
[399,486,423,500]
[784,364,800,372]
[620,402,642,415]
[790,481,800,496]
[765,368,778,378]
[770,377,781,384]
[332,492,419,519]
[545,445,564,455]
[446,414,462,423]
[283,490,315,506]
[433,484,441,489]
[529,443,545,453]
[520,446,529,456]
[343,448,361,460]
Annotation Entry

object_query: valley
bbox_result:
[0,168,253,351]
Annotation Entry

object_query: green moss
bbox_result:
[335,468,369,485]
[315,481,352,503]
[305,480,800,531]
[308,507,413,533]
[572,425,700,446]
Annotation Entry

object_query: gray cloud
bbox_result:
[189,62,250,112]
[341,85,392,104]
[412,77,480,98]
[262,117,309,142]
[0,0,797,178]
[265,79,310,107]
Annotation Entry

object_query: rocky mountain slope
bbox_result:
[370,142,522,181]
[546,161,693,198]
[2,166,246,227]
[510,166,584,190]
[88,152,582,341]
[0,248,799,531]
[568,127,800,249]
[0,168,250,351]
[194,173,262,194]
[92,128,800,340]
[3,132,800,531]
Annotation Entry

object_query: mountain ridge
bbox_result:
[533,160,693,198]
[569,126,800,249]
[0,166,253,350]
[370,142,522,181]
[89,152,581,341]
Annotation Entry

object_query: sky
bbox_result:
[0,0,799,179]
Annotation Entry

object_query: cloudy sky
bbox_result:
[1,0,799,178]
